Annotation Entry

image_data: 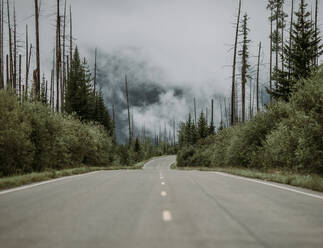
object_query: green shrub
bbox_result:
[263,69,323,173]
[0,91,34,176]
[0,90,115,177]
[177,145,211,167]
[176,65,323,175]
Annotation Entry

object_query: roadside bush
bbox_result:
[0,91,34,176]
[0,90,115,177]
[262,70,323,173]
[177,145,211,167]
[176,65,323,175]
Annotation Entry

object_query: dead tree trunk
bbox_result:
[288,0,294,78]
[231,0,241,126]
[69,5,72,67]
[26,44,32,98]
[7,0,13,89]
[25,25,28,94]
[13,3,16,90]
[18,54,21,99]
[66,55,69,79]
[1,0,5,88]
[125,75,131,145]
[281,4,284,71]
[269,8,273,103]
[240,14,249,123]
[94,48,97,93]
[50,69,53,108]
[211,99,214,126]
[45,80,48,104]
[314,0,318,66]
[6,53,8,88]
[61,0,66,112]
[34,0,40,99]
[173,119,176,146]
[0,0,3,89]
[275,4,279,71]
[194,97,197,125]
[256,42,261,112]
[56,0,61,112]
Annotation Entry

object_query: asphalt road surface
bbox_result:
[1,156,323,248]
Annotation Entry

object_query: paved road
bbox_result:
[1,156,323,248]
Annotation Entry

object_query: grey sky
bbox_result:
[13,0,323,141]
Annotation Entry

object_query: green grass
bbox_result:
[172,164,323,192]
[0,160,149,191]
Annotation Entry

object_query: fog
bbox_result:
[13,0,323,141]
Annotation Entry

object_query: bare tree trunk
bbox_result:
[25,25,28,93]
[125,75,131,145]
[56,0,61,112]
[0,0,3,89]
[275,4,279,71]
[69,5,72,67]
[131,112,134,140]
[45,80,48,104]
[50,69,53,108]
[18,54,21,99]
[7,0,13,89]
[173,119,176,146]
[315,0,318,66]
[194,97,197,125]
[270,8,273,103]
[211,99,214,127]
[61,0,66,112]
[256,42,261,112]
[112,104,116,144]
[6,54,8,88]
[94,48,97,93]
[281,4,284,71]
[66,55,69,78]
[249,81,252,120]
[34,0,40,99]
[13,3,16,90]
[26,44,32,98]
[288,0,293,78]
[231,0,241,126]
[241,14,249,123]
[224,98,229,127]
[1,0,5,88]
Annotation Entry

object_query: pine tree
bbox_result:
[267,0,287,71]
[239,13,251,123]
[65,47,93,121]
[134,137,141,153]
[40,74,47,104]
[270,0,322,101]
[197,112,208,139]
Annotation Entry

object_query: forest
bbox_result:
[177,0,323,176]
[0,0,175,177]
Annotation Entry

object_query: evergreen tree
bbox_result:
[239,13,251,122]
[40,74,47,105]
[95,89,113,135]
[197,112,208,139]
[65,47,96,122]
[209,120,215,136]
[134,136,141,153]
[270,0,322,101]
[218,120,224,132]
[267,0,288,70]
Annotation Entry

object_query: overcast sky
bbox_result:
[14,0,323,142]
